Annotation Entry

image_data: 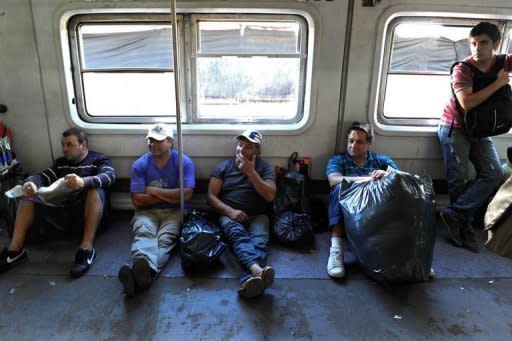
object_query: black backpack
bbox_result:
[450,55,512,138]
[273,152,314,246]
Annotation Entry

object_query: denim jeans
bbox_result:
[328,184,346,229]
[131,208,181,272]
[219,214,270,282]
[437,125,503,223]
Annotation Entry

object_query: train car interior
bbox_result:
[0,0,512,338]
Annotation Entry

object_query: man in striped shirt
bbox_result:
[325,122,398,279]
[0,127,116,277]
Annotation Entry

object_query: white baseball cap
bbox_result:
[146,123,173,141]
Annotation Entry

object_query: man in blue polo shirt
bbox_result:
[118,123,195,297]
[326,122,398,279]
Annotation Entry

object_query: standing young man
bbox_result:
[438,22,511,253]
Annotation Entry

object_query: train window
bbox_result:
[66,13,309,126]
[379,18,512,127]
[191,16,307,123]
[380,20,474,125]
[68,15,183,123]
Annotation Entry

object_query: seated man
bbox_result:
[0,128,115,277]
[207,129,276,298]
[118,123,195,297]
[326,122,398,278]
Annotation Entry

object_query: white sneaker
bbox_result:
[327,247,345,278]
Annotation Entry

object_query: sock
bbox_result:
[331,237,343,250]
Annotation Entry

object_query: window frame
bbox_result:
[68,13,186,124]
[66,12,310,126]
[189,14,308,124]
[376,15,506,128]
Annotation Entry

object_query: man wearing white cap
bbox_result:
[207,129,276,298]
[118,123,195,297]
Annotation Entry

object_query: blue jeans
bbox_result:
[219,214,270,283]
[328,184,345,229]
[437,125,503,223]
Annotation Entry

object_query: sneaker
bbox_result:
[440,210,463,247]
[260,266,275,289]
[237,276,265,298]
[70,248,96,278]
[132,258,153,290]
[461,226,481,253]
[327,247,345,278]
[429,267,435,279]
[118,264,136,297]
[0,247,28,273]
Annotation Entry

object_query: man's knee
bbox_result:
[85,188,105,208]
[219,217,245,238]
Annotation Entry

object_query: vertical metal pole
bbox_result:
[170,0,185,223]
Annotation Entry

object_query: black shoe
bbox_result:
[70,248,96,278]
[0,247,28,273]
[260,266,275,289]
[132,258,153,290]
[461,226,481,253]
[237,276,265,298]
[440,210,463,246]
[118,265,136,297]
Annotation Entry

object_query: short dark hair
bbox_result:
[470,22,501,43]
[62,127,88,145]
[347,121,373,142]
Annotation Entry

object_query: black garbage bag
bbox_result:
[180,212,226,272]
[338,171,436,284]
[273,211,314,247]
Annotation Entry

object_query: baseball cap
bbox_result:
[236,129,263,145]
[146,123,173,141]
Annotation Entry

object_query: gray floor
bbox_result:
[1,211,512,340]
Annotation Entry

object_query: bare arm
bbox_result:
[146,186,193,203]
[327,170,389,188]
[131,192,162,208]
[456,68,510,111]
[207,177,248,222]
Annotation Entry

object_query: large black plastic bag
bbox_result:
[338,171,436,283]
[180,212,226,272]
[273,211,314,247]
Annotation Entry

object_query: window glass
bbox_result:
[382,21,472,120]
[67,14,309,125]
[80,25,174,69]
[198,22,300,54]
[194,19,305,122]
[74,22,177,119]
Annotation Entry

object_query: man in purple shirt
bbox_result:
[118,123,195,297]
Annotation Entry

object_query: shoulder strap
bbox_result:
[493,54,506,71]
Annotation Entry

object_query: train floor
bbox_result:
[0,210,511,340]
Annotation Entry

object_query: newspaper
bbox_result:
[4,177,81,207]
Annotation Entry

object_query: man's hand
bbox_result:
[370,169,388,180]
[64,174,85,189]
[228,208,248,223]
[22,181,38,197]
[236,151,256,176]
[497,69,510,88]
